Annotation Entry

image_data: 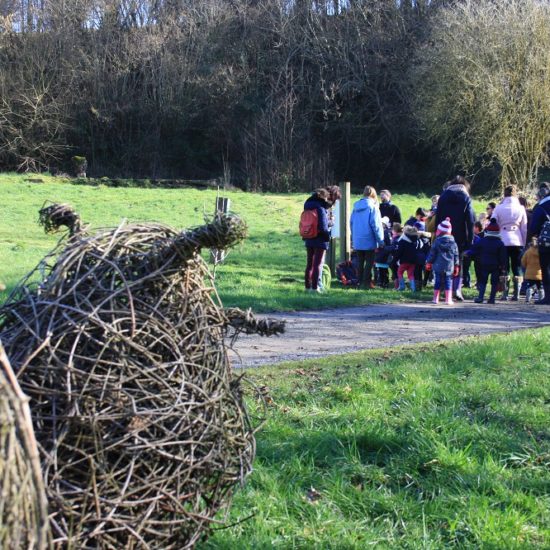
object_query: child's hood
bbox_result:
[436,235,456,252]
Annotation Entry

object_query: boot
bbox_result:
[474,284,486,303]
[432,290,440,304]
[409,279,416,292]
[535,284,550,305]
[445,290,453,305]
[500,276,510,301]
[520,279,527,296]
[398,278,405,291]
[511,276,522,301]
[415,279,422,292]
[453,276,464,302]
[488,284,498,304]
[525,287,532,303]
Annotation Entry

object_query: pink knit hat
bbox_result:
[436,217,452,236]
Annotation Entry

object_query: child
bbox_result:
[395,225,420,291]
[465,218,507,304]
[521,237,544,303]
[426,217,459,304]
[463,221,484,288]
[374,217,393,288]
[389,222,402,289]
[414,224,432,290]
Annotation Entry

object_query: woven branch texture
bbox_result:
[0,343,49,550]
[0,206,284,549]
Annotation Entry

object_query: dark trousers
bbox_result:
[356,250,375,286]
[305,247,325,290]
[540,246,550,287]
[478,268,500,301]
[505,246,521,276]
[463,255,472,287]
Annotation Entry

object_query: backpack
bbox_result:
[299,209,319,239]
[539,213,550,247]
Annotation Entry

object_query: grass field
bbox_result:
[201,328,550,549]
[0,173,487,311]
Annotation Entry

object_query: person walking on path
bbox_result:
[379,190,402,225]
[302,188,331,292]
[528,182,550,305]
[435,175,476,301]
[426,217,459,305]
[493,184,528,301]
[351,186,385,289]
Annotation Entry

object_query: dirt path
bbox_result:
[230,302,550,367]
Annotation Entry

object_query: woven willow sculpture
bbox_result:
[0,343,49,550]
[0,204,284,549]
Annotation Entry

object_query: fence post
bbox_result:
[339,181,351,263]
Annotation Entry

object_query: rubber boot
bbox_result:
[398,278,406,291]
[500,276,509,301]
[511,276,522,301]
[525,287,532,303]
[488,284,498,304]
[474,284,486,303]
[432,290,440,304]
[453,276,464,302]
[409,279,416,292]
[535,284,550,305]
[445,290,453,305]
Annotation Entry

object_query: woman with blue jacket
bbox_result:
[350,185,385,289]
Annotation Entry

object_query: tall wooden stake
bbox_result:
[339,181,351,262]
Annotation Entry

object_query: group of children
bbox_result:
[369,205,544,305]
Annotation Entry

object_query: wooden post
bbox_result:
[212,194,231,264]
[328,238,336,276]
[339,181,351,262]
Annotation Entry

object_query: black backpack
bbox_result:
[539,213,550,247]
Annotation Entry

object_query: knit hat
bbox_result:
[485,218,500,236]
[436,217,452,236]
[381,216,391,228]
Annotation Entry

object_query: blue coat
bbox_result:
[350,198,384,251]
[427,235,459,275]
[466,235,507,271]
[303,195,330,250]
[435,184,476,250]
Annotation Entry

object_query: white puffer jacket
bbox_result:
[493,197,527,247]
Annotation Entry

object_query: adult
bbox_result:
[493,185,528,300]
[316,185,342,290]
[379,190,402,225]
[350,185,385,289]
[303,188,331,292]
[528,182,550,304]
[435,175,476,301]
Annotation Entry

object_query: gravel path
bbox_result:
[230,301,550,367]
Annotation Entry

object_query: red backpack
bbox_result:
[299,209,319,239]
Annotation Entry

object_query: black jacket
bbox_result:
[435,184,476,250]
[380,202,402,225]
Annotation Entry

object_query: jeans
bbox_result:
[434,272,452,291]
[305,247,325,290]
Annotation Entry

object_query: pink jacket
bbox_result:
[493,197,527,247]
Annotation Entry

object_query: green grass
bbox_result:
[202,328,550,549]
[0,173,487,311]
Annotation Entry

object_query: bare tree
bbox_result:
[412,0,550,190]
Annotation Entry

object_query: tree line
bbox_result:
[1,0,549,192]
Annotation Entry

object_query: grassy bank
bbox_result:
[0,173,486,311]
[202,328,550,548]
